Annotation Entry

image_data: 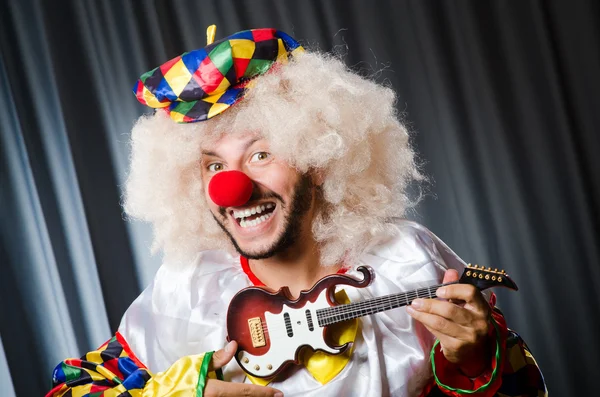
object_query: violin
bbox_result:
[226,264,517,378]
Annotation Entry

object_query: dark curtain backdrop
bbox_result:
[1,0,598,396]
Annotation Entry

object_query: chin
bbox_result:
[231,230,285,259]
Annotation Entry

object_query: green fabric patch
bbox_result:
[61,363,81,382]
[244,59,273,78]
[140,67,158,83]
[173,100,197,114]
[195,352,214,397]
[209,41,233,76]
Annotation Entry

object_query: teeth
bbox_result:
[239,212,273,228]
[233,203,275,220]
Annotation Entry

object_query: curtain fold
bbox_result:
[0,335,16,397]
[1,1,598,396]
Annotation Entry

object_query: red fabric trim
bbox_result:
[102,357,124,381]
[239,256,348,287]
[116,331,147,369]
[45,384,67,397]
[432,293,508,397]
[240,256,266,286]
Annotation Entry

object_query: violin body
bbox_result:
[226,267,373,378]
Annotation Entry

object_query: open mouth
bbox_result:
[231,202,276,228]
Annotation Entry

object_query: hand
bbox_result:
[406,269,492,377]
[204,341,284,397]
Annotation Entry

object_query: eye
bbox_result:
[207,163,224,172]
[250,152,270,163]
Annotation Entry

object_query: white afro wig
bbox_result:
[124,51,424,267]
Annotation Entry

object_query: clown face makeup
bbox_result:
[201,133,315,259]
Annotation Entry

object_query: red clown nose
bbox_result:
[208,170,253,207]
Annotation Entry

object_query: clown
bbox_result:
[47,27,546,397]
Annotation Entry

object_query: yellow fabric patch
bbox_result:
[247,373,271,387]
[230,39,255,59]
[170,110,186,123]
[163,59,193,97]
[68,383,91,397]
[206,76,231,96]
[291,46,305,57]
[101,384,130,397]
[507,343,527,372]
[201,92,222,104]
[142,354,205,397]
[207,102,230,119]
[276,39,288,64]
[142,86,169,108]
[247,289,358,386]
[89,366,117,382]
[85,351,102,363]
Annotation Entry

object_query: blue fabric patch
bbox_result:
[182,49,208,74]
[217,87,244,104]
[52,364,66,384]
[155,78,177,101]
[118,357,139,378]
[121,368,150,390]
[229,30,254,41]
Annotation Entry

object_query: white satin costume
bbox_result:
[118,220,469,397]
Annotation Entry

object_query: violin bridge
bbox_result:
[248,317,266,348]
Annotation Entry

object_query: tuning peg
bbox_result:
[473,264,478,269]
[494,268,498,272]
[487,266,491,271]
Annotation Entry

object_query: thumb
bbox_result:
[208,340,238,371]
[442,268,460,284]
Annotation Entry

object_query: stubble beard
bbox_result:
[212,174,314,260]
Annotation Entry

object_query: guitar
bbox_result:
[226,264,517,378]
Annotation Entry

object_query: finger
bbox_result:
[442,269,460,284]
[440,269,463,305]
[205,379,283,397]
[410,298,473,325]
[436,284,489,312]
[208,340,238,371]
[407,307,467,339]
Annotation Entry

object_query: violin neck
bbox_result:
[316,281,459,327]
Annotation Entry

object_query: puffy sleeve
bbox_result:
[427,300,547,397]
[46,332,222,397]
[402,222,547,397]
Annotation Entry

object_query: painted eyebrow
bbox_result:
[200,137,262,158]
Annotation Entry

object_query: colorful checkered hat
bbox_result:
[133,26,304,123]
